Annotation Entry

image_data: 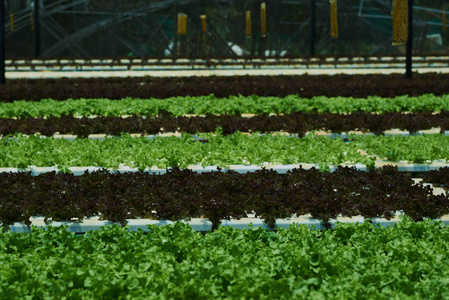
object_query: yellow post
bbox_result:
[261,2,266,37]
[329,0,338,39]
[443,11,447,33]
[392,0,408,46]
[246,11,251,38]
[10,14,14,32]
[200,15,207,32]
[30,13,34,31]
[177,13,188,35]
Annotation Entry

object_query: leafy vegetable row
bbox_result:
[0,132,374,170]
[2,220,449,299]
[3,133,449,170]
[0,166,446,230]
[422,167,449,189]
[2,111,449,137]
[2,94,449,118]
[1,73,449,102]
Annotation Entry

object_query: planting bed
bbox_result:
[1,73,449,101]
[2,94,449,118]
[3,112,449,137]
[3,133,449,170]
[1,166,448,231]
[2,220,449,299]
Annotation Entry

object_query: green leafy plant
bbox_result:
[1,219,449,298]
[1,94,449,118]
[354,134,449,163]
[0,132,376,170]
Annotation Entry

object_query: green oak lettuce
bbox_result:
[0,132,374,170]
[1,219,449,299]
[3,133,449,171]
[1,94,449,118]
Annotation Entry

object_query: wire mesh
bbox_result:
[1,0,448,58]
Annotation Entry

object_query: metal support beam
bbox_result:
[358,0,364,16]
[0,0,5,84]
[34,0,40,58]
[405,0,413,79]
[173,0,177,60]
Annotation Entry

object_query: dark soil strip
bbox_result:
[1,166,447,230]
[2,111,449,137]
[1,73,449,102]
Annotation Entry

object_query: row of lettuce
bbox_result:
[2,133,449,170]
[0,166,446,229]
[1,220,449,298]
[1,94,448,118]
[2,112,449,137]
[1,73,448,101]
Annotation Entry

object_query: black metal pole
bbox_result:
[173,0,177,60]
[34,0,40,58]
[0,0,5,84]
[310,0,316,55]
[405,0,413,79]
[258,1,262,56]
